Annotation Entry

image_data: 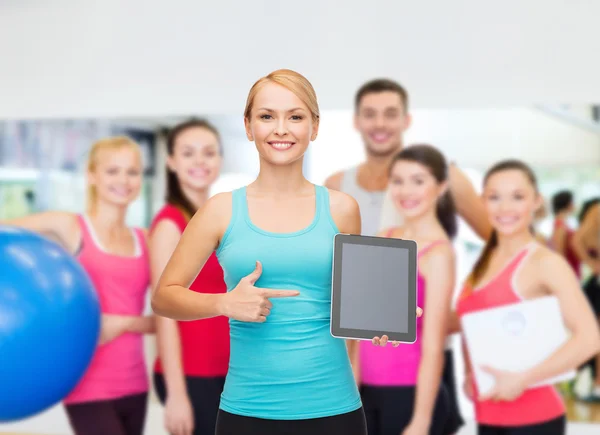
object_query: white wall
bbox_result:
[1,0,600,119]
[308,107,600,185]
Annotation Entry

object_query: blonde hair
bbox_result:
[86,136,142,213]
[244,69,320,123]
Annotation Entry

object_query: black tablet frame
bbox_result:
[330,233,418,343]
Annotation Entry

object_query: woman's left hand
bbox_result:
[478,366,528,402]
[372,307,423,347]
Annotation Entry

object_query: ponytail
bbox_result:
[436,191,458,239]
[470,230,498,287]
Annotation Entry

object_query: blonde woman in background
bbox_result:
[3,136,154,435]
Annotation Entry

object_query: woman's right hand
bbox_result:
[220,261,300,322]
[164,392,194,435]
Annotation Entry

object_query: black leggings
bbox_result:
[64,392,147,435]
[361,385,449,435]
[478,415,566,435]
[442,349,465,434]
[215,408,368,435]
[154,372,226,435]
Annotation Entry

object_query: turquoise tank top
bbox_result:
[215,185,361,420]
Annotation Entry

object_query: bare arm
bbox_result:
[130,228,155,335]
[551,226,567,257]
[328,189,362,379]
[2,211,80,253]
[128,316,156,333]
[410,245,456,428]
[572,204,600,273]
[447,311,461,335]
[151,193,231,320]
[448,165,492,241]
[519,253,600,387]
[150,219,189,397]
[461,338,475,400]
[99,314,154,344]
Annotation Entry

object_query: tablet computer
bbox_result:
[330,233,418,343]
[461,295,575,396]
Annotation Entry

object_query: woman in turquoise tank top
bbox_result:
[152,69,368,434]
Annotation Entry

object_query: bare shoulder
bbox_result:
[204,191,233,213]
[200,191,233,221]
[324,171,344,191]
[48,210,80,228]
[148,219,181,253]
[326,188,360,234]
[419,241,456,272]
[49,210,80,236]
[327,188,359,215]
[150,219,180,238]
[531,243,570,271]
[43,211,81,252]
[521,242,575,285]
[189,191,233,240]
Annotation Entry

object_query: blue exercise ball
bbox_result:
[0,226,101,422]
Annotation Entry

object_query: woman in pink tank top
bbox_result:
[358,145,458,435]
[5,137,154,435]
[456,160,600,435]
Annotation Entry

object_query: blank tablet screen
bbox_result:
[331,234,417,342]
[339,243,409,333]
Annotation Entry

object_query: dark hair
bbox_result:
[470,159,538,287]
[165,118,222,220]
[551,190,573,215]
[355,78,409,111]
[579,197,600,224]
[389,144,457,239]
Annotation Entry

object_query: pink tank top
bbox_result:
[456,243,565,426]
[63,215,150,404]
[359,236,447,386]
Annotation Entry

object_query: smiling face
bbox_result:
[244,81,318,167]
[87,146,142,208]
[167,126,222,191]
[483,168,542,237]
[354,91,411,157]
[389,159,447,221]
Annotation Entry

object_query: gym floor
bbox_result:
[565,395,600,423]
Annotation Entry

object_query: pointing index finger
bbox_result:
[261,288,300,298]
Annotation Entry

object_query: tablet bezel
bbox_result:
[330,233,418,343]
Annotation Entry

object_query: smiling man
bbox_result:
[325,78,491,240]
